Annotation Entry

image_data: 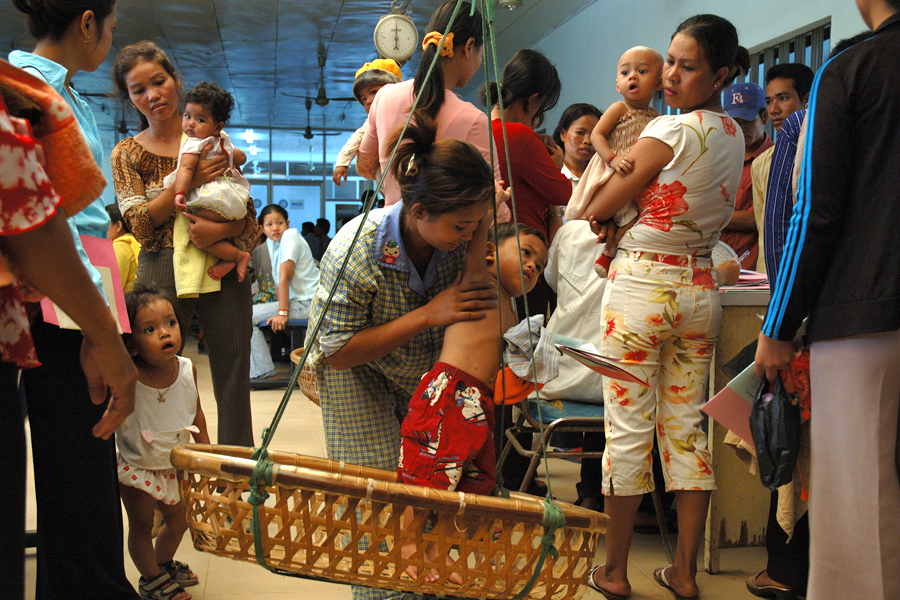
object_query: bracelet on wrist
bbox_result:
[278,309,289,317]
[607,154,616,165]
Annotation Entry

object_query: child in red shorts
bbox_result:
[398,218,549,582]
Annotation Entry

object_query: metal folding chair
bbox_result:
[499,398,675,563]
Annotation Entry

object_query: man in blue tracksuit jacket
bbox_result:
[755,1,900,598]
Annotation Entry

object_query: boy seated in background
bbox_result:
[398,218,556,583]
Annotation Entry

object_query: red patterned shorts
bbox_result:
[398,362,496,496]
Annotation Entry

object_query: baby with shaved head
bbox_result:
[568,46,665,277]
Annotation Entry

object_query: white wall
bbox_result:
[529,0,867,131]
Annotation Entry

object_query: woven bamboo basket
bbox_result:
[289,348,319,406]
[172,444,606,600]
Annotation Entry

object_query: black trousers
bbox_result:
[0,360,26,599]
[766,490,810,591]
[21,318,138,600]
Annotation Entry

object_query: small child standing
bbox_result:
[397,217,552,583]
[106,202,142,293]
[165,81,252,286]
[332,59,402,187]
[567,46,664,277]
[117,285,211,600]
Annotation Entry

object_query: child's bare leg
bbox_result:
[205,240,251,282]
[399,507,463,584]
[120,484,191,598]
[186,208,250,280]
[424,543,463,584]
[120,483,163,579]
[155,500,197,585]
[191,207,228,223]
[400,506,432,581]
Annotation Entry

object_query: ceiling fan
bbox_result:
[303,98,314,140]
[281,45,355,107]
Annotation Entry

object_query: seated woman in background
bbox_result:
[249,205,320,385]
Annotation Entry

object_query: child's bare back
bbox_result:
[439,217,529,389]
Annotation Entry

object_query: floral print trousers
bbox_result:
[600,251,721,496]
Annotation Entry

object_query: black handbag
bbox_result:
[749,374,802,491]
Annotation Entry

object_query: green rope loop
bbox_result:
[248,445,275,570]
[241,1,572,593]
[510,496,566,600]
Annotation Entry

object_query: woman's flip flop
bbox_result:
[654,566,698,600]
[586,564,629,600]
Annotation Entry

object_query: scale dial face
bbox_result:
[374,14,418,62]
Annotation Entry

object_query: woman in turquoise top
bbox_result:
[9,2,142,599]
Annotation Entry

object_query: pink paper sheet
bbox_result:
[41,235,131,333]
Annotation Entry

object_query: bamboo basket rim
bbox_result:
[172,444,607,531]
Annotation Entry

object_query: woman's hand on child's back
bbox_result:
[425,272,497,328]
[190,142,228,189]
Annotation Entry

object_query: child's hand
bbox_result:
[333,166,348,186]
[588,216,618,245]
[613,155,635,175]
[538,134,564,169]
[174,192,188,212]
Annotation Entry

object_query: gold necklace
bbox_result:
[147,358,178,403]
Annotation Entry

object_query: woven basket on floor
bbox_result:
[171,444,606,600]
[289,348,319,406]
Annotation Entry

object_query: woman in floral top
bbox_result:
[111,41,259,447]
[582,15,746,600]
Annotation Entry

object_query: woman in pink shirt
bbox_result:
[357,1,501,206]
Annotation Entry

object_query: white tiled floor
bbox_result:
[24,338,766,599]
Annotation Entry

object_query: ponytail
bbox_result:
[478,49,561,129]
[413,1,484,121]
[387,115,494,217]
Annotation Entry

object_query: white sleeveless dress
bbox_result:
[116,356,198,504]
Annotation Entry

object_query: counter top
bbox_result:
[719,286,770,306]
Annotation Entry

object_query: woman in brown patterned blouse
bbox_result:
[111,41,259,447]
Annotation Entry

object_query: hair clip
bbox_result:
[406,154,418,177]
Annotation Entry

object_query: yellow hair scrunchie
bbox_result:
[422,31,455,58]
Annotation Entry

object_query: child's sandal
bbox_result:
[158,559,199,587]
[138,573,189,600]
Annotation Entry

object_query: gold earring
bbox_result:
[84,35,90,43]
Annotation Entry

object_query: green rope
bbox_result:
[478,0,556,498]
[248,441,275,570]
[510,497,566,600]
[246,0,468,574]
[244,0,569,592]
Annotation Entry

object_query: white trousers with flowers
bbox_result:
[600,251,721,496]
